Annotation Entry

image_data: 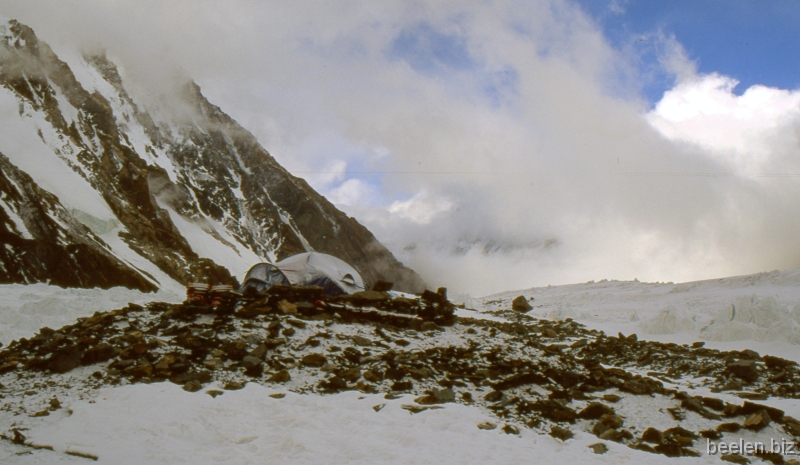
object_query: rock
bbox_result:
[691,341,705,348]
[363,369,384,382]
[352,336,372,347]
[542,328,558,338]
[720,454,751,464]
[206,390,223,398]
[721,379,743,391]
[416,388,455,405]
[477,421,497,430]
[47,345,82,374]
[502,424,520,435]
[512,296,532,312]
[351,290,391,303]
[700,430,722,439]
[81,343,117,365]
[600,413,624,429]
[337,367,361,383]
[549,426,573,441]
[241,356,263,376]
[588,443,608,454]
[742,410,771,431]
[578,402,615,420]
[391,381,413,391]
[248,344,267,360]
[716,422,741,433]
[124,360,153,378]
[739,401,783,421]
[603,393,621,403]
[301,353,327,367]
[484,391,505,402]
[681,398,721,420]
[642,427,664,444]
[371,281,394,292]
[268,370,291,383]
[320,375,348,391]
[183,380,203,392]
[420,322,442,331]
[277,300,298,315]
[224,381,245,390]
[726,359,759,382]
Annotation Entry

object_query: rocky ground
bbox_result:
[0,286,799,464]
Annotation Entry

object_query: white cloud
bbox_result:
[647,74,800,175]
[388,191,454,225]
[5,1,800,295]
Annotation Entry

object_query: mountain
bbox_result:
[0,18,426,293]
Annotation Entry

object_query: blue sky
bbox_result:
[575,0,800,103]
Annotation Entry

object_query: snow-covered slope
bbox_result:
[0,18,425,292]
[479,268,800,360]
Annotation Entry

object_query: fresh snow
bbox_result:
[3,382,724,465]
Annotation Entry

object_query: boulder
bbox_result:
[512,296,532,312]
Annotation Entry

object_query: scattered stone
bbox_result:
[588,443,608,454]
[742,410,771,431]
[502,424,520,435]
[269,393,286,399]
[224,381,245,390]
[477,421,497,430]
[183,380,203,392]
[206,390,223,398]
[352,336,372,346]
[549,426,573,441]
[278,300,298,314]
[602,393,621,403]
[268,370,291,383]
[512,296,532,312]
[301,353,327,367]
[720,454,751,464]
[373,403,386,412]
[578,402,615,420]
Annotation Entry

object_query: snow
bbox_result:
[3,269,800,463]
[0,200,32,239]
[0,87,116,220]
[480,268,800,362]
[6,382,719,465]
[159,204,262,280]
[0,283,180,346]
[98,227,186,296]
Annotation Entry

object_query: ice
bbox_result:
[640,305,697,334]
[479,268,800,361]
[0,283,181,345]
[700,295,800,343]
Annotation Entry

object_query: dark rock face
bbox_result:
[0,19,425,292]
[0,152,157,291]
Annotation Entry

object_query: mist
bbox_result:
[4,0,800,296]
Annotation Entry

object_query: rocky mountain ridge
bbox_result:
[0,18,425,293]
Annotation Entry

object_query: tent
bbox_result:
[240,252,365,296]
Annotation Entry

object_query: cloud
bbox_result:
[647,74,800,175]
[4,1,800,296]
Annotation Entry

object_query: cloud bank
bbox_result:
[3,0,800,296]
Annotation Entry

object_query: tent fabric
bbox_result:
[240,262,290,294]
[240,252,365,296]
[275,252,365,295]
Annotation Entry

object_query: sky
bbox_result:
[2,0,800,296]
